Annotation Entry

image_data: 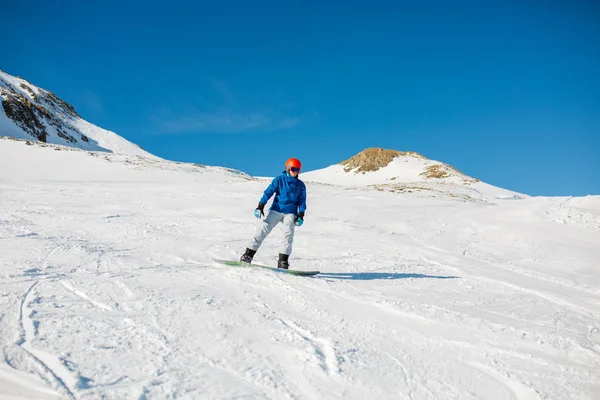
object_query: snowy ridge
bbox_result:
[0,69,156,158]
[301,148,473,186]
[302,148,525,202]
[0,137,251,182]
[1,139,599,399]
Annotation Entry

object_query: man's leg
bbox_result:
[248,210,284,251]
[280,213,297,256]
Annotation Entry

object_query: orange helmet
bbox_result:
[284,157,302,172]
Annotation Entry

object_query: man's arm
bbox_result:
[259,176,279,205]
[298,183,307,213]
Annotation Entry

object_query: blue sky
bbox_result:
[3,0,599,195]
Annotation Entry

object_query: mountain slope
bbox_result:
[302,148,525,201]
[0,69,155,158]
[0,136,249,182]
[1,138,599,399]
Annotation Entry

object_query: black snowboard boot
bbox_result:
[240,248,256,264]
[277,253,290,269]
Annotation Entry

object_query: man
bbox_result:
[240,157,307,269]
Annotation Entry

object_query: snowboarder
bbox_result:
[240,157,307,269]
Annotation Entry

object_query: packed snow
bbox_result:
[1,138,599,399]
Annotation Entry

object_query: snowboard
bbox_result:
[212,258,320,276]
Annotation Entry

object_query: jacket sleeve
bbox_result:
[298,183,307,213]
[260,176,279,205]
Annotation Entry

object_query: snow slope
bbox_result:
[301,153,459,186]
[1,139,599,399]
[302,149,526,202]
[0,70,156,159]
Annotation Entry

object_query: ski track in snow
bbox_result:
[468,362,541,400]
[1,145,600,399]
[279,318,340,376]
[18,281,77,399]
[61,281,114,312]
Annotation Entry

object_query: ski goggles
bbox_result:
[290,167,300,172]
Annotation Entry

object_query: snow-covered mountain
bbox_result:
[0,67,524,203]
[1,70,598,399]
[302,147,525,202]
[0,69,155,158]
[1,136,599,399]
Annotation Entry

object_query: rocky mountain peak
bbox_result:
[0,71,85,144]
[339,147,426,173]
[0,70,155,158]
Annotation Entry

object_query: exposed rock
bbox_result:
[19,83,38,102]
[2,93,48,142]
[1,70,156,158]
[43,90,80,118]
[340,147,425,173]
[420,164,479,183]
[2,75,81,145]
[421,164,452,179]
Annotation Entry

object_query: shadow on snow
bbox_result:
[316,272,459,281]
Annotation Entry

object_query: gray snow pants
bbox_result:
[248,210,296,255]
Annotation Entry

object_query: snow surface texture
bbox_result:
[1,138,599,399]
[0,70,156,159]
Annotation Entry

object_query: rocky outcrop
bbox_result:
[2,92,48,142]
[0,69,156,158]
[339,148,425,173]
[334,147,479,184]
[1,73,89,146]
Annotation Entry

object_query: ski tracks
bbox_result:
[541,198,600,232]
[17,280,78,399]
[59,276,171,398]
[246,273,343,379]
[468,362,541,400]
[11,267,168,398]
[61,281,114,312]
[231,272,344,395]
[279,318,340,376]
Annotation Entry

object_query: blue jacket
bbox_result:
[260,172,307,215]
